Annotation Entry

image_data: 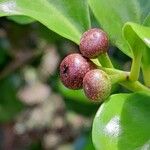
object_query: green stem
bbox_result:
[98,53,113,68]
[101,67,129,84]
[121,81,150,93]
[130,50,142,81]
[98,66,129,75]
[110,73,129,84]
[97,66,150,93]
[142,65,150,87]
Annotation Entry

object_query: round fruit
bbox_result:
[60,53,96,89]
[79,28,109,58]
[83,69,111,101]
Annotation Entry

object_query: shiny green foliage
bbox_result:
[0,0,90,43]
[93,92,150,150]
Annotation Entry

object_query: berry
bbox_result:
[60,53,96,89]
[83,69,111,102]
[79,28,109,58]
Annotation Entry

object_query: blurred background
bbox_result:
[0,15,130,150]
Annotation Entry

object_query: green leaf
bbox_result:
[58,80,92,104]
[0,0,91,44]
[123,22,150,48]
[83,136,95,150]
[89,0,150,57]
[123,22,150,85]
[123,22,150,65]
[7,15,35,24]
[123,22,148,57]
[92,92,150,150]
[144,14,150,26]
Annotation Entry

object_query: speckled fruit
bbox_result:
[60,53,96,89]
[79,28,109,58]
[83,69,111,102]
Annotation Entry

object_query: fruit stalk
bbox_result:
[98,53,113,68]
[129,50,142,81]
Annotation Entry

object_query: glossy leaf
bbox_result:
[123,22,150,48]
[0,0,91,44]
[7,15,35,24]
[123,22,150,63]
[123,22,150,85]
[92,92,150,150]
[144,14,150,26]
[89,0,150,57]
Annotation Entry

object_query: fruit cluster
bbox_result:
[60,28,111,102]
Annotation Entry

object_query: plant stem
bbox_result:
[121,81,150,93]
[110,73,129,84]
[97,66,150,93]
[98,66,129,75]
[129,50,142,81]
[101,68,129,84]
[142,65,150,87]
[98,53,113,68]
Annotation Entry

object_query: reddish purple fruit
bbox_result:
[83,69,111,102]
[79,28,109,58]
[60,53,96,89]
